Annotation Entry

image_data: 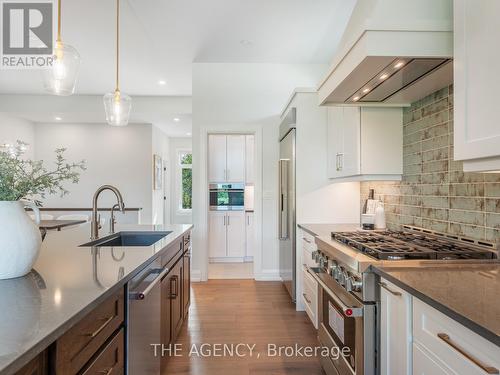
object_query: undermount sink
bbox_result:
[80,231,172,247]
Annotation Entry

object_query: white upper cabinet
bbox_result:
[245,135,255,184]
[226,135,246,182]
[208,135,227,182]
[208,134,246,183]
[327,106,403,180]
[454,0,500,172]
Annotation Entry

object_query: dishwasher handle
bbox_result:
[130,267,169,300]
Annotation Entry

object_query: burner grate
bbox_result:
[331,230,497,261]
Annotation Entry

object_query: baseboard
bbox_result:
[191,269,202,282]
[209,257,245,263]
[254,269,281,281]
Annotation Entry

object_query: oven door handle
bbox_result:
[308,268,363,318]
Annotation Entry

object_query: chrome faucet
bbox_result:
[91,185,125,239]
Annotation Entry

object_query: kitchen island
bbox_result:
[0,223,193,375]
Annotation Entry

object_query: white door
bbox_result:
[208,211,227,258]
[340,106,361,177]
[208,135,227,182]
[245,212,254,259]
[226,211,246,257]
[226,135,246,182]
[326,107,344,179]
[245,135,255,184]
[454,0,500,162]
[413,344,451,375]
[380,279,412,375]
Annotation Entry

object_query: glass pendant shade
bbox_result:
[43,41,80,96]
[103,90,132,126]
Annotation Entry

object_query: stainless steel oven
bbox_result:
[209,183,245,211]
[309,266,376,375]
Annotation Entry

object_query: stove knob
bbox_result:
[328,260,338,277]
[337,267,348,285]
[346,276,362,292]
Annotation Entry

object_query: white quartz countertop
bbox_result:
[0,223,193,375]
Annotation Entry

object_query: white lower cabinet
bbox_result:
[245,212,254,261]
[302,268,318,329]
[208,211,226,258]
[380,278,500,375]
[226,211,246,257]
[208,211,246,261]
[413,298,500,375]
[379,279,412,375]
[413,343,451,375]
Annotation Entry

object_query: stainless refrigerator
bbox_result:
[279,109,296,302]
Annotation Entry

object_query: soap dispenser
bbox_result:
[374,197,386,230]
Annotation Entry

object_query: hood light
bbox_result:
[362,88,370,94]
[352,96,360,102]
[379,73,389,80]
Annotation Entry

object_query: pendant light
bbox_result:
[103,0,131,126]
[42,0,80,96]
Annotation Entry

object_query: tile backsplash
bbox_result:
[361,85,500,243]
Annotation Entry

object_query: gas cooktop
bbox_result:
[331,228,498,261]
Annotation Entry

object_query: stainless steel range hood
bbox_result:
[318,0,453,106]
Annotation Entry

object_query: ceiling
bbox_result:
[0,0,356,96]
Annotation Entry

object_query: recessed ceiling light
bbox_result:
[362,88,370,93]
[55,116,62,121]
[186,132,191,136]
[353,96,360,102]
[394,61,405,69]
[158,80,166,85]
[379,73,389,80]
[240,39,253,47]
[173,117,180,122]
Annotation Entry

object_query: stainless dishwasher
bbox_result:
[127,257,169,375]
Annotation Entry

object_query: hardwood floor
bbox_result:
[163,280,324,375]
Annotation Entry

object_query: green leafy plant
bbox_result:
[0,141,86,205]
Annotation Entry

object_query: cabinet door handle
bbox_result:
[437,333,499,374]
[85,315,114,338]
[247,216,250,225]
[170,275,179,299]
[227,215,230,226]
[302,237,312,244]
[223,216,226,226]
[99,366,114,375]
[302,293,311,304]
[379,282,402,296]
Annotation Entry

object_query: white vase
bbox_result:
[0,201,42,279]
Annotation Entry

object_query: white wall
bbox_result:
[34,122,156,223]
[0,113,35,159]
[192,63,328,282]
[169,137,192,224]
[152,125,170,225]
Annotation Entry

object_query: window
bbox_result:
[177,151,192,211]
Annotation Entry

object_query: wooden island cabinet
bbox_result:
[14,232,192,375]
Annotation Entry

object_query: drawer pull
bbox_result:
[302,237,312,244]
[85,316,114,338]
[302,293,311,304]
[437,333,499,374]
[379,282,402,296]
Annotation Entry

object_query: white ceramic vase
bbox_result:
[0,201,42,279]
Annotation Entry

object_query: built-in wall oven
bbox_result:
[209,183,245,211]
[309,266,376,375]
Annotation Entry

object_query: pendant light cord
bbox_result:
[116,0,120,92]
[57,0,61,42]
